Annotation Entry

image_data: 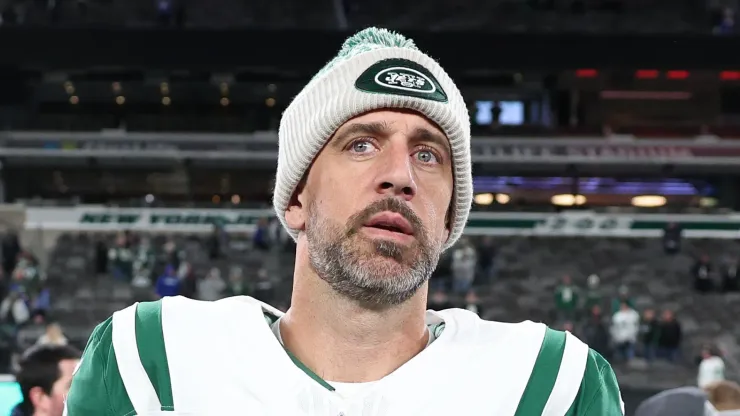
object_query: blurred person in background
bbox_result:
[451,238,477,295]
[582,304,611,360]
[658,309,683,362]
[252,267,274,304]
[2,230,20,278]
[427,287,454,311]
[108,232,133,282]
[722,256,740,292]
[133,236,156,282]
[224,266,249,297]
[35,322,67,347]
[554,274,580,322]
[610,300,640,362]
[176,261,197,299]
[155,265,180,299]
[639,308,661,362]
[583,273,603,314]
[163,237,183,271]
[698,345,726,389]
[705,380,740,415]
[610,284,635,315]
[198,267,226,301]
[662,222,683,255]
[252,218,271,251]
[461,290,483,317]
[93,236,108,276]
[11,344,80,416]
[692,254,714,293]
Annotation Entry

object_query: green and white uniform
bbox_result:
[64,296,624,416]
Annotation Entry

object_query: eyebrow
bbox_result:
[332,122,451,159]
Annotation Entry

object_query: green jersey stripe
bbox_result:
[513,328,567,416]
[135,301,175,411]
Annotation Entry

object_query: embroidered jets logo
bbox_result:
[355,58,448,103]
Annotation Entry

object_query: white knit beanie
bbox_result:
[273,27,472,251]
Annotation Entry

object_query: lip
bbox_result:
[364,212,414,236]
[361,226,415,244]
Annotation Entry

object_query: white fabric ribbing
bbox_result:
[274,43,471,251]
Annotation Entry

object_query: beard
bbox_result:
[305,198,441,308]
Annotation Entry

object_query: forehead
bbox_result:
[58,358,79,378]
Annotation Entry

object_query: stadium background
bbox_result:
[0,1,738,414]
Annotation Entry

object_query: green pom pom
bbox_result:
[310,27,419,83]
[339,27,418,55]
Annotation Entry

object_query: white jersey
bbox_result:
[65,296,624,416]
[698,356,725,388]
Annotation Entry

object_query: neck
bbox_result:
[280,239,429,383]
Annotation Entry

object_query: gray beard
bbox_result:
[305,203,440,309]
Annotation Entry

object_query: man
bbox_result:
[698,346,726,389]
[12,344,80,416]
[610,300,640,362]
[65,28,624,415]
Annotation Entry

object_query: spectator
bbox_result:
[31,284,51,317]
[2,231,21,276]
[35,322,67,347]
[93,236,108,276]
[639,308,661,362]
[155,265,180,299]
[583,273,603,313]
[252,268,275,304]
[722,256,740,292]
[698,346,726,389]
[133,236,156,281]
[451,238,477,295]
[554,274,579,322]
[427,288,454,311]
[11,344,80,416]
[207,224,223,260]
[224,266,249,297]
[461,290,483,317]
[198,267,226,301]
[662,222,683,254]
[108,233,133,282]
[253,218,271,251]
[475,236,497,285]
[705,380,740,415]
[163,238,183,271]
[610,300,640,362]
[658,309,682,362]
[610,284,636,315]
[582,304,611,360]
[692,254,714,293]
[0,282,31,327]
[177,262,197,299]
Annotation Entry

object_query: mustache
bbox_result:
[346,198,425,238]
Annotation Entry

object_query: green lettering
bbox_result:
[182,215,201,224]
[116,214,140,224]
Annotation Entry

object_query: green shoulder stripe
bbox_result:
[135,301,175,411]
[513,328,567,416]
[565,349,624,415]
[65,317,136,416]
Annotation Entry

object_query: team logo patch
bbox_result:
[355,58,448,103]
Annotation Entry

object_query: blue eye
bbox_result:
[351,140,373,153]
[416,149,439,164]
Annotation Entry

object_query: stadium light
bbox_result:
[231,194,241,204]
[112,82,122,94]
[631,195,666,207]
[220,97,230,107]
[115,96,126,105]
[64,83,75,95]
[495,194,511,204]
[265,97,276,107]
[160,82,169,95]
[551,194,586,206]
[69,96,79,105]
[473,193,494,205]
[162,96,171,106]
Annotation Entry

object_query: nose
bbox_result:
[375,144,417,201]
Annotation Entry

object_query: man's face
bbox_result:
[35,358,78,416]
[287,110,454,307]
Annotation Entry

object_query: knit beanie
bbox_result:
[273,27,472,251]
